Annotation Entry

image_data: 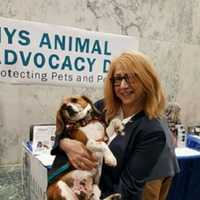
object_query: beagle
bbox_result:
[47,96,122,200]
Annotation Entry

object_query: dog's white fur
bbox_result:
[57,181,77,200]
[65,103,92,121]
[106,118,124,145]
[80,122,105,141]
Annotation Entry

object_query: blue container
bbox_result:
[186,134,200,151]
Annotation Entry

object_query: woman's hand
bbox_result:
[60,138,97,170]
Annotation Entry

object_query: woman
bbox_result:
[98,50,179,200]
[52,51,179,200]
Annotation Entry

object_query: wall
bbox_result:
[0,0,200,165]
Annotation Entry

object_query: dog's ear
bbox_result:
[55,109,64,136]
[81,95,92,103]
[81,95,102,115]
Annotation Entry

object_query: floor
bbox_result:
[0,165,25,200]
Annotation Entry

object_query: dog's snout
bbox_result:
[65,105,77,116]
[66,105,73,111]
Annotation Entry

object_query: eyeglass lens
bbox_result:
[112,73,135,86]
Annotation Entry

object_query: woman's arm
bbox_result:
[60,138,97,170]
[118,130,166,200]
[51,134,97,170]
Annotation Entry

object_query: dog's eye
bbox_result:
[70,98,78,103]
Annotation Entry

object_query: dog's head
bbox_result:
[56,96,101,135]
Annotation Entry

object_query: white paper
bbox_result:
[175,147,200,157]
[36,154,55,167]
[32,125,56,154]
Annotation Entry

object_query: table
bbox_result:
[167,147,200,200]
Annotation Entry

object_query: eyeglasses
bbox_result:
[111,73,136,86]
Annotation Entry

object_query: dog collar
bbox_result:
[66,113,105,130]
[66,114,91,129]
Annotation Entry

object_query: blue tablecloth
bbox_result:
[167,148,200,200]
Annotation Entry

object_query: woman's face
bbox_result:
[112,65,145,109]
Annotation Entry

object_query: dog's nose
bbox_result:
[66,105,76,116]
[66,105,74,113]
[66,105,73,111]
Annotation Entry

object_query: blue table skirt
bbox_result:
[167,156,200,200]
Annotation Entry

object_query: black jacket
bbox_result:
[95,100,167,200]
[51,100,172,200]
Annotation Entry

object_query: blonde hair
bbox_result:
[104,50,166,120]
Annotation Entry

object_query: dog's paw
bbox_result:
[104,153,117,167]
[113,118,124,135]
[91,184,101,200]
[107,118,124,137]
